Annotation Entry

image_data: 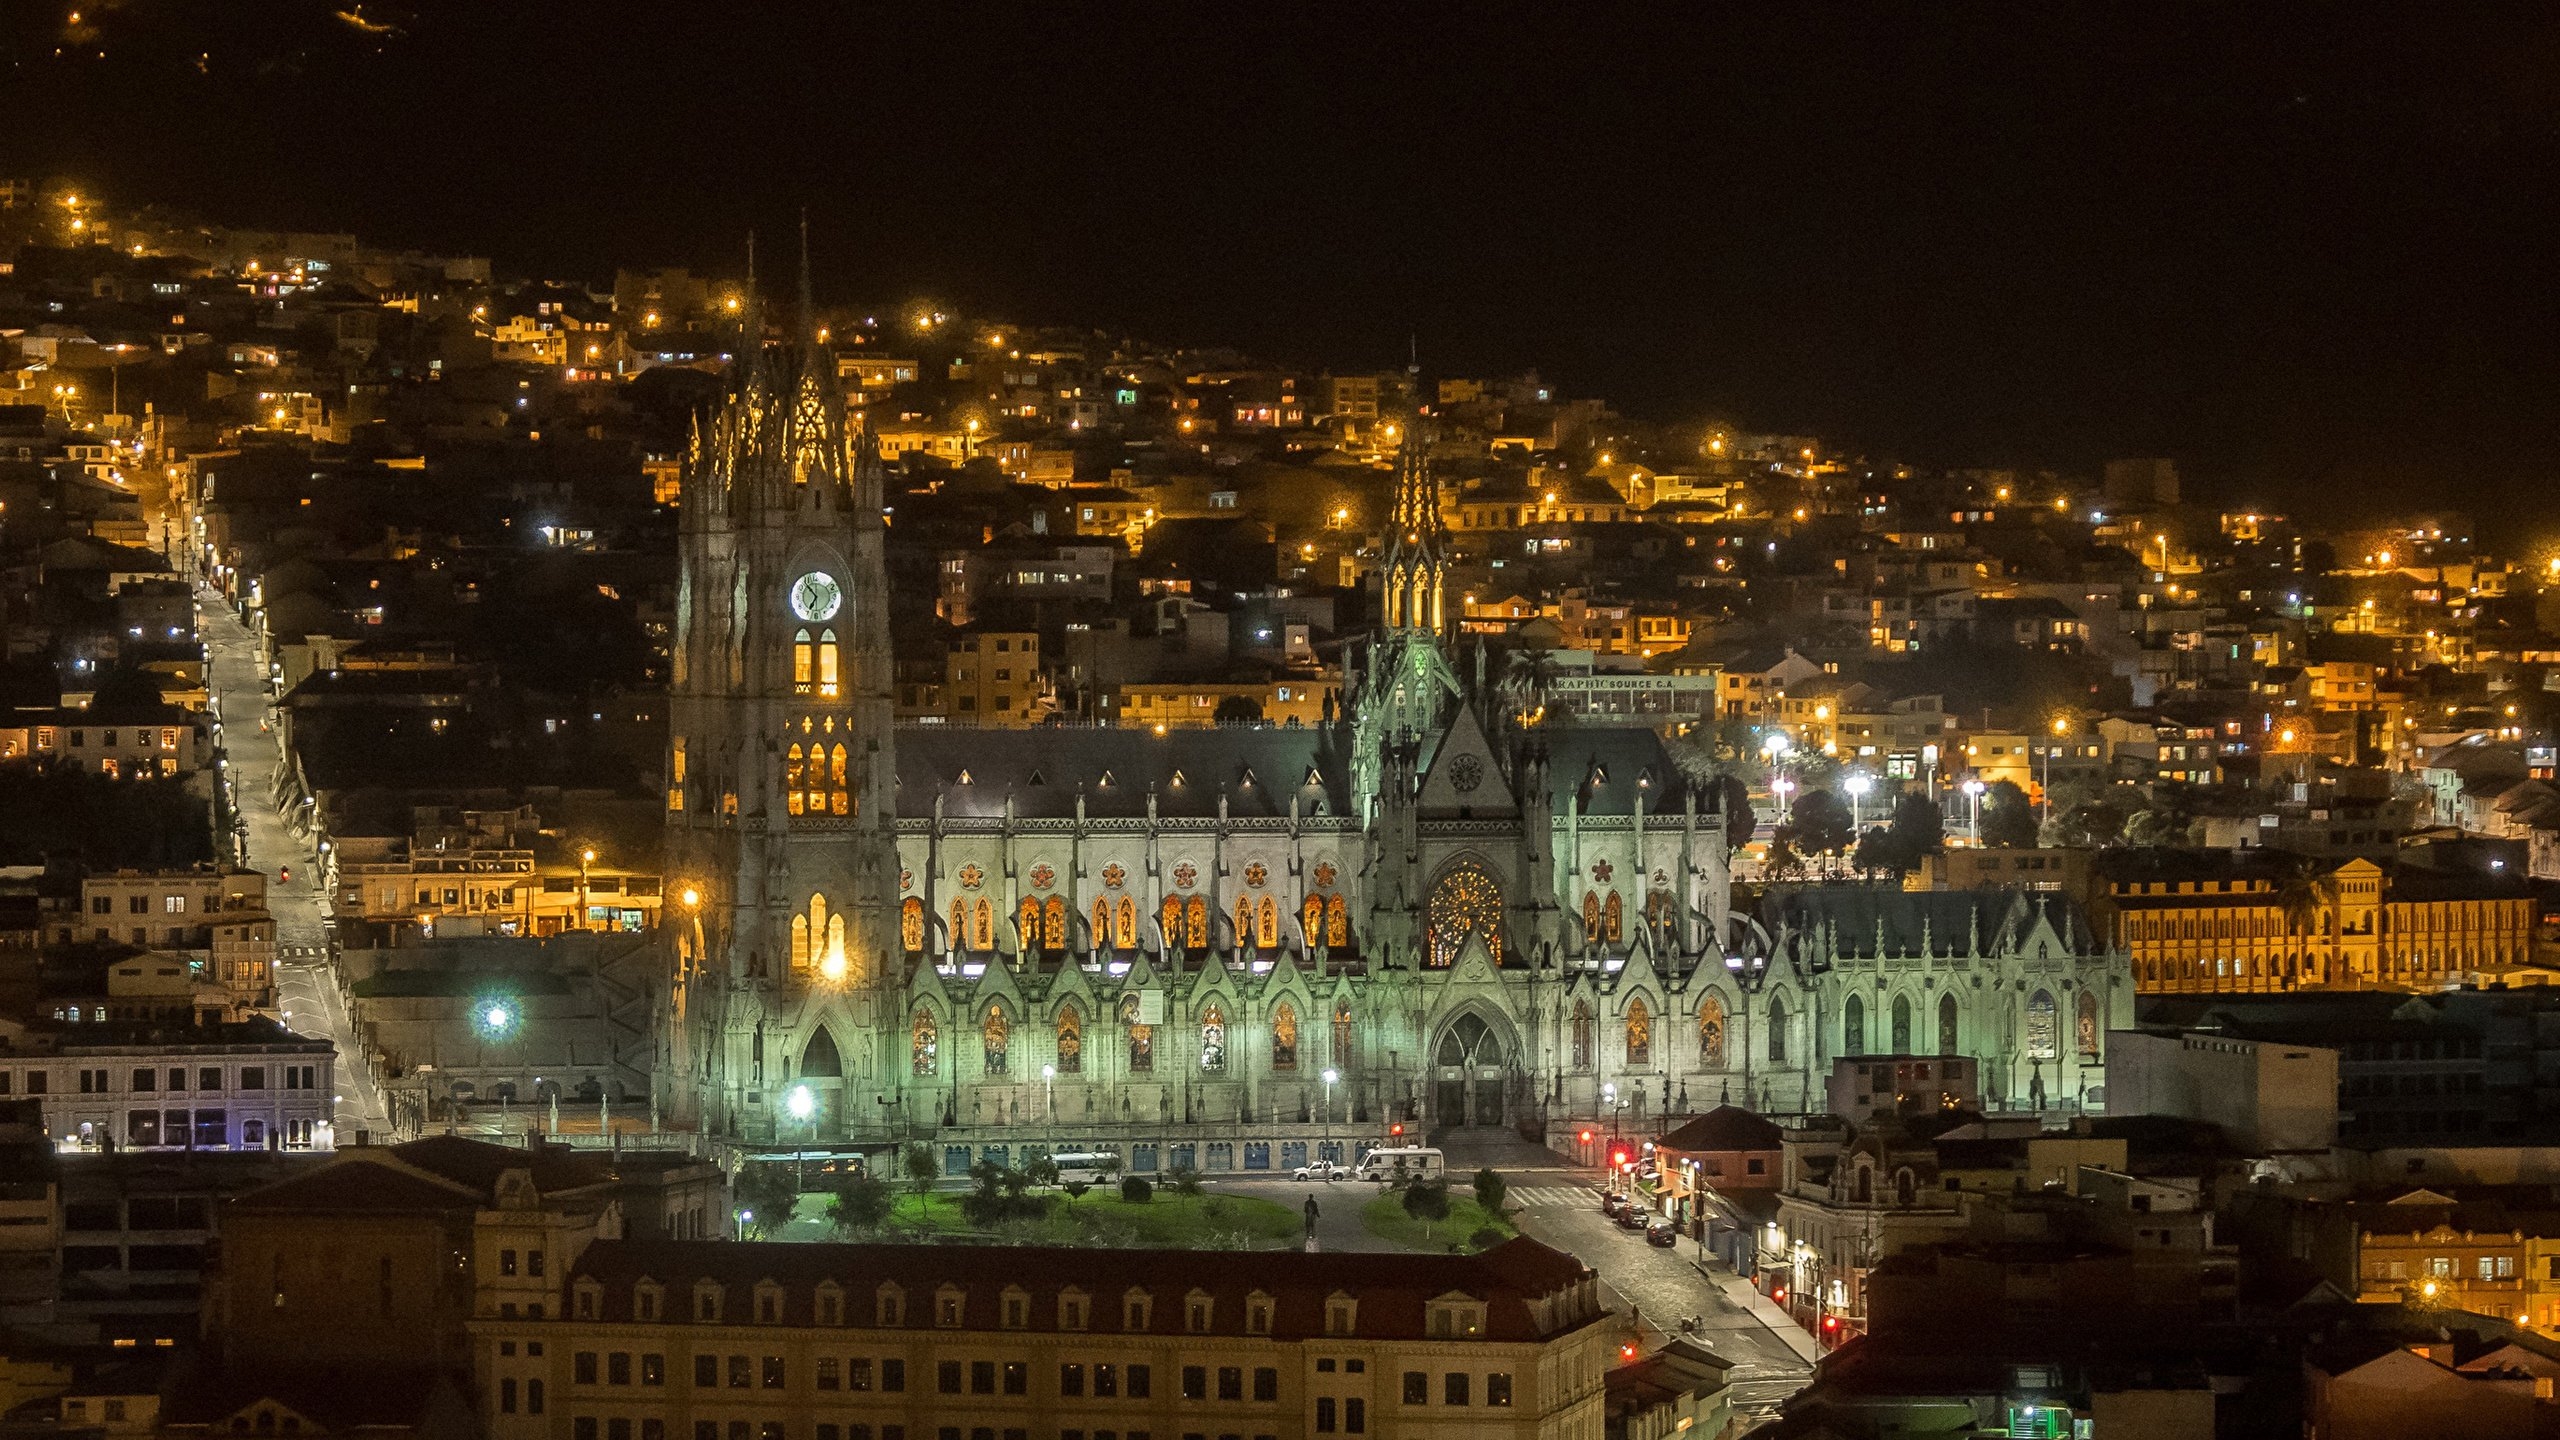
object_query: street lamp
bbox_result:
[576,847,597,931]
[2042,716,2072,817]
[1041,1064,1057,1125]
[1960,780,1985,844]
[1321,1067,1338,1150]
[786,1084,816,1194]
[1843,772,1873,831]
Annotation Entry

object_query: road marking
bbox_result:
[1509,1185,1600,1208]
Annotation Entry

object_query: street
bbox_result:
[198,587,392,1142]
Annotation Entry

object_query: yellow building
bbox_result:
[1113,678,1330,731]
[2104,857,2536,994]
[945,633,1047,727]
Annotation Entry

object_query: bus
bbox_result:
[1051,1152,1120,1186]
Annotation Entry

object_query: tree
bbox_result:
[1164,1163,1204,1196]
[1979,780,2040,849]
[732,1162,798,1239]
[1789,788,1853,856]
[1762,831,1805,880]
[900,1141,939,1197]
[1212,694,1264,724]
[1472,1167,1508,1216]
[1119,1174,1154,1204]
[2121,807,2195,848]
[1401,1177,1452,1239]
[1716,773,1757,851]
[1024,1153,1061,1190]
[826,1173,895,1236]
[958,1161,1047,1227]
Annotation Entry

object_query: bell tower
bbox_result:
[660,278,898,1143]
[1353,415,1460,816]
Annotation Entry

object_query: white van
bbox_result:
[1356,1146,1447,1183]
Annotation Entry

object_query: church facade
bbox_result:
[655,337,2134,1173]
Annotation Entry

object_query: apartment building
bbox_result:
[486,1239,1609,1440]
[944,633,1048,726]
[63,867,275,1009]
[2,1017,336,1152]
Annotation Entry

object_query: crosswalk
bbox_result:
[1508,1184,1602,1209]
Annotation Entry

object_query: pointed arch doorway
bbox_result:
[1433,1012,1509,1127]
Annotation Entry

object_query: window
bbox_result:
[1003,1363,1026,1396]
[1444,1374,1470,1406]
[850,1359,873,1392]
[608,1353,631,1386]
[500,1380,517,1414]
[1343,1401,1364,1434]
[728,1355,751,1388]
[1218,1367,1242,1401]
[526,1381,545,1415]
[1486,1374,1512,1407]
[1403,1373,1428,1405]
[763,1356,786,1389]
[938,1361,962,1395]
[1129,1365,1151,1398]
[1061,1364,1084,1397]
[576,1353,598,1386]
[642,1355,664,1386]
[695,1357,718,1387]
[1252,1368,1277,1402]
[818,1359,839,1391]
[883,1360,905,1393]
[1315,1401,1336,1434]
[1183,1367,1207,1401]
[1095,1365,1119,1399]
[970,1361,996,1395]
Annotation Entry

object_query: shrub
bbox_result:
[1165,1164,1204,1196]
[1473,1167,1509,1215]
[1469,1226,1507,1251]
[1120,1174,1154,1204]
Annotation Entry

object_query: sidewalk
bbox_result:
[1695,1256,1823,1364]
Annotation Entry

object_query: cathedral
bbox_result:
[654,331,2136,1174]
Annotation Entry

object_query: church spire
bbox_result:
[1378,411,1447,633]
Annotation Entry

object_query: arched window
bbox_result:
[816,629,839,698]
[1582,892,1601,945]
[2076,990,2101,1058]
[1699,996,1726,1069]
[1234,897,1255,952]
[1325,894,1349,948]
[829,743,849,815]
[793,629,814,694]
[822,914,846,981]
[1184,897,1209,949]
[912,1010,938,1075]
[1121,993,1154,1072]
[983,1005,1010,1074]
[1257,896,1279,948]
[1332,1001,1355,1069]
[1114,895,1137,949]
[1272,1002,1299,1072]
[1768,995,1789,1064]
[1625,998,1652,1069]
[2026,989,2059,1062]
[1043,896,1068,951]
[949,899,968,954]
[1302,895,1325,947]
[1017,897,1042,951]
[785,744,806,815]
[1056,1005,1083,1074]
[1200,1004,1227,1072]
[1891,994,1912,1054]
[1093,897,1112,952]
[790,913,811,973]
[1938,992,1960,1055]
[971,899,993,950]
[900,898,925,953]
[797,894,828,978]
[1571,1001,1593,1070]
[1896,1169,1917,1207]
[1604,892,1624,943]
[1842,993,1865,1058]
[1427,861,1504,968]
[1159,896,1184,950]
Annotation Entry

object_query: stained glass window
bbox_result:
[1017,897,1042,951]
[1604,892,1623,943]
[793,629,813,693]
[1625,998,1651,1069]
[1271,1002,1298,1071]
[1582,892,1601,945]
[1768,995,1788,1064]
[1114,896,1137,949]
[1200,1004,1227,1072]
[1332,1001,1354,1069]
[1121,993,1153,1072]
[1325,894,1349,947]
[1939,993,1960,1055]
[829,743,849,815]
[1093,897,1112,951]
[1256,897,1279,948]
[972,899,993,950]
[1184,897,1209,949]
[950,900,968,953]
[1571,1001,1593,1070]
[1160,896,1184,950]
[1427,862,1503,968]
[901,898,925,952]
[2076,991,2100,1058]
[2026,989,2059,1062]
[1842,994,1866,1057]
[1234,897,1255,952]
[1302,895,1325,946]
[785,744,806,816]
[912,1010,938,1075]
[816,629,839,698]
[1699,996,1726,1069]
[1057,1005,1083,1074]
[1043,896,1067,950]
[983,1005,1010,1075]
[1891,995,1912,1054]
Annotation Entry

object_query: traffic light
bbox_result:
[1611,1147,1630,1167]
[1579,1129,1593,1144]
[1389,1123,1404,1138]
[1821,1316,1839,1333]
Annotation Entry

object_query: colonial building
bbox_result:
[655,331,2137,1168]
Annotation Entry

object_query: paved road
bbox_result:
[199,588,391,1142]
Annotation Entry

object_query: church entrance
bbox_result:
[1433,1014,1507,1127]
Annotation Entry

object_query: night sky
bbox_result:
[11,4,2560,533]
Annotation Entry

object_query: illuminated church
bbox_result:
[655,333,2133,1169]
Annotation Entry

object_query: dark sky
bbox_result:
[12,4,2560,534]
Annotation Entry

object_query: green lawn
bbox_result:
[776,1187,1302,1249]
[1360,1191,1516,1253]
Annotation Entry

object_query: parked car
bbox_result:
[1614,1205,1651,1231]
[1645,1219,1678,1247]
[1293,1159,1349,1182]
[1600,1191,1629,1219]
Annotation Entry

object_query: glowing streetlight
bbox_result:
[1961,779,1986,844]
[1843,772,1873,831]
[1321,1067,1339,1144]
[785,1085,815,1121]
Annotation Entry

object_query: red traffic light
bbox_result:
[1821,1316,1839,1331]
[1389,1123,1404,1137]
[1772,1287,1786,1303]
[1579,1129,1593,1143]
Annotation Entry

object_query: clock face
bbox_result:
[790,571,842,623]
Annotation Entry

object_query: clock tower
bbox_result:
[660,323,899,1143]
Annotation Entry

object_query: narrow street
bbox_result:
[198,587,391,1142]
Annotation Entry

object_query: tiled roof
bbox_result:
[569,1235,1598,1344]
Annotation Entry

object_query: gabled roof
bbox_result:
[1657,1105,1783,1153]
